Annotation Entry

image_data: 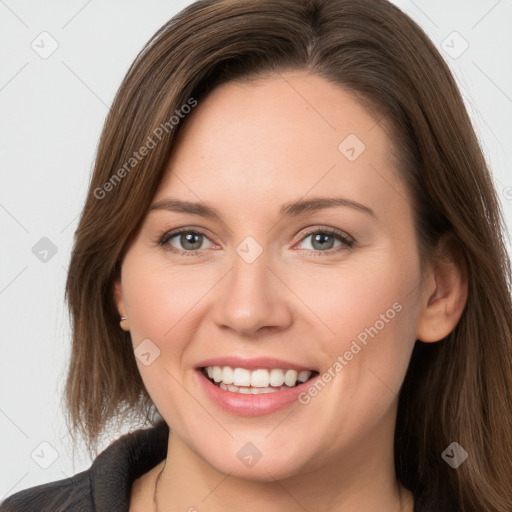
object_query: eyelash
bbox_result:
[158,227,355,257]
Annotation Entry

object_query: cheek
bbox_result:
[302,246,420,399]
[287,254,420,451]
[302,249,417,346]
[119,251,211,419]
[121,252,213,344]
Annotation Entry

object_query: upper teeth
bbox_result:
[205,366,312,387]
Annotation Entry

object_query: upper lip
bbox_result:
[196,356,317,372]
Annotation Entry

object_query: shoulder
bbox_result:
[412,487,461,512]
[0,420,168,512]
[0,470,92,512]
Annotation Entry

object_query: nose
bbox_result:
[211,250,294,338]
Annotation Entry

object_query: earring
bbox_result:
[120,316,129,330]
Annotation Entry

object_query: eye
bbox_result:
[295,228,355,255]
[159,226,355,257]
[159,229,216,255]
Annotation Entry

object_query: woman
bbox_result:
[2,0,511,511]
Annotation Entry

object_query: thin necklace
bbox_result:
[153,458,167,512]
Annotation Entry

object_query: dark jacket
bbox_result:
[1,419,448,511]
[0,421,169,512]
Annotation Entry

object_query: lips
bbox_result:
[194,356,319,415]
[196,356,317,372]
[196,365,320,415]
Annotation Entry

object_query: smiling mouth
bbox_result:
[201,365,319,394]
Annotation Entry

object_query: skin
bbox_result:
[115,71,468,512]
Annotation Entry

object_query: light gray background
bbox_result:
[1,0,511,501]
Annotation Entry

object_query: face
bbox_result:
[115,72,427,481]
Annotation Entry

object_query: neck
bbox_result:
[154,426,414,512]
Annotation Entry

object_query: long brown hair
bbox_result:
[63,0,512,510]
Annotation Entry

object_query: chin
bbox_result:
[197,437,315,482]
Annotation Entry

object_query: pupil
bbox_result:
[182,233,201,250]
[313,233,333,250]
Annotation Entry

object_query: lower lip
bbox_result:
[196,369,318,416]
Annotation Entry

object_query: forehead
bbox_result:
[154,72,407,220]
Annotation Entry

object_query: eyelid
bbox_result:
[293,226,354,246]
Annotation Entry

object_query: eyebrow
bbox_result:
[148,196,376,220]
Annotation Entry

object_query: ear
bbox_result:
[113,278,130,331]
[416,237,468,343]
